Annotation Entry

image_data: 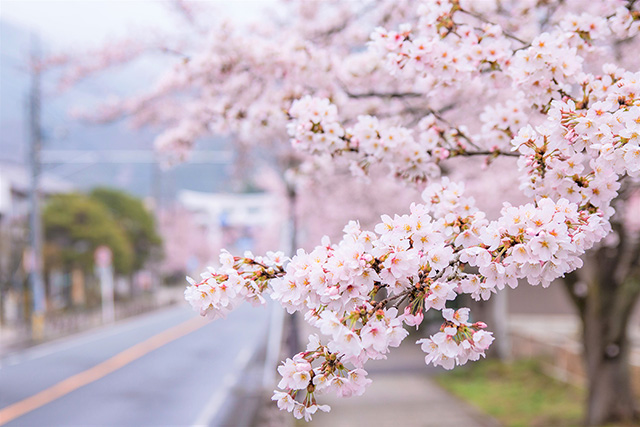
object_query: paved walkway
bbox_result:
[308,374,491,427]
[307,331,498,427]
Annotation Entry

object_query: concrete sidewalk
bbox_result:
[306,335,498,427]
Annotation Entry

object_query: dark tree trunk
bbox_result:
[581,277,638,425]
[563,218,640,426]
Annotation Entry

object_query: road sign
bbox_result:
[95,246,115,323]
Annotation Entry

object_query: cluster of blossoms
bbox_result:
[506,30,584,106]
[370,0,639,106]
[421,179,609,297]
[269,178,484,326]
[609,5,640,38]
[184,251,286,319]
[70,19,342,164]
[185,175,610,419]
[512,67,640,217]
[271,336,371,421]
[288,95,439,182]
[417,308,494,369]
[458,197,609,299]
[478,95,532,149]
[369,5,515,91]
[288,95,515,182]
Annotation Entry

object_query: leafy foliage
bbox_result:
[43,189,160,275]
[90,187,162,270]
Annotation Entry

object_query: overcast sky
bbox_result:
[1,0,276,49]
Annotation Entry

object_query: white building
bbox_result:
[158,190,282,278]
[179,190,279,252]
[0,162,75,220]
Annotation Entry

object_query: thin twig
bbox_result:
[459,9,529,45]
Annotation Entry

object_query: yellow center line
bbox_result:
[0,316,207,426]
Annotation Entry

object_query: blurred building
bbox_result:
[0,161,74,325]
[0,162,75,219]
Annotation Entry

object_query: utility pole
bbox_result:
[27,34,46,340]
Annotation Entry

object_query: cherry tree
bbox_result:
[57,0,639,424]
[181,2,640,424]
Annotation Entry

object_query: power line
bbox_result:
[40,150,233,164]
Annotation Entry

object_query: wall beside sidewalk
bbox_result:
[0,285,184,356]
[509,315,640,397]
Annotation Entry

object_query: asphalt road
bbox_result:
[0,303,270,426]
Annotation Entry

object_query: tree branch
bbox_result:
[456,149,519,158]
[344,90,423,99]
[459,9,529,45]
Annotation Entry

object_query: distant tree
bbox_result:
[43,193,133,275]
[89,187,162,271]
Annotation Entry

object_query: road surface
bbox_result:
[0,303,270,426]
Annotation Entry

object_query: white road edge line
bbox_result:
[191,327,266,427]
